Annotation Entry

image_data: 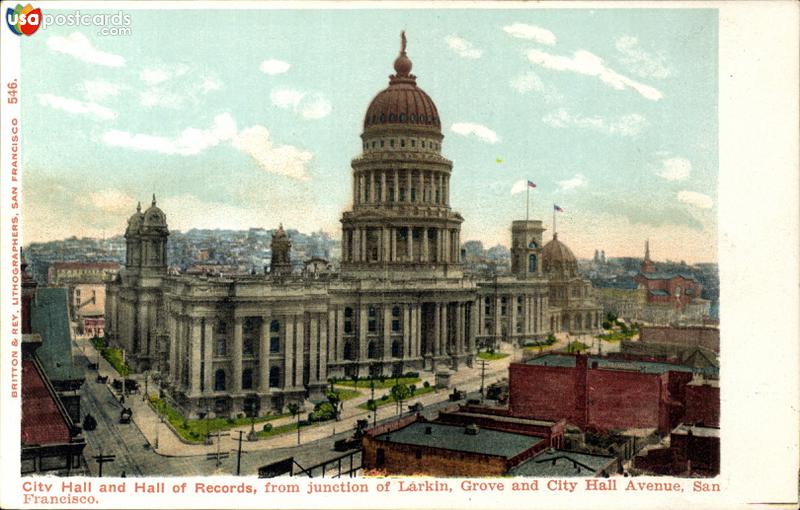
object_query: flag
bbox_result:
[554,204,564,212]
[495,157,503,164]
[527,180,537,189]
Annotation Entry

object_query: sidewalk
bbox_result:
[78,338,533,457]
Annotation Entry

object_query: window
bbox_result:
[399,113,406,122]
[410,188,416,202]
[501,297,508,316]
[344,307,354,334]
[270,336,280,353]
[243,318,256,334]
[392,306,401,332]
[269,367,280,388]
[392,319,400,332]
[390,138,395,147]
[379,114,385,123]
[344,340,356,360]
[380,140,384,148]
[243,338,254,356]
[242,368,253,390]
[529,254,537,273]
[216,321,227,335]
[415,449,422,459]
[368,306,377,332]
[389,114,396,122]
[270,320,280,333]
[214,369,226,391]
[410,114,416,122]
[372,141,376,148]
[367,341,378,359]
[388,187,394,201]
[215,339,227,356]
[411,139,416,147]
[399,188,406,201]
[528,240,538,249]
[400,139,405,147]
[435,190,440,203]
[392,340,402,358]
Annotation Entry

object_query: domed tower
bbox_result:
[270,224,292,275]
[341,32,464,278]
[542,233,578,278]
[124,196,169,274]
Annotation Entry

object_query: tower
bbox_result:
[124,195,169,274]
[641,239,656,273]
[270,224,292,275]
[340,31,464,278]
[511,220,545,277]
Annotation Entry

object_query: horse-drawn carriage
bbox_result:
[119,407,133,424]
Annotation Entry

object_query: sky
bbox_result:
[20,6,718,263]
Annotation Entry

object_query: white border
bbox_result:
[1,1,798,509]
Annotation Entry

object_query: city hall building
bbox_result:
[105,36,602,418]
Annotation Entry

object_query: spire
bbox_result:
[645,239,651,261]
[136,201,141,213]
[152,194,157,207]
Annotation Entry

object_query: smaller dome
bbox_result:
[125,202,145,235]
[542,233,578,275]
[142,194,168,229]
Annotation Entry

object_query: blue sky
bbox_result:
[21,7,718,263]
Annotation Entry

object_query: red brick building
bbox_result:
[634,241,703,310]
[506,353,717,435]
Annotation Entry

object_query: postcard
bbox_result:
[0,1,798,509]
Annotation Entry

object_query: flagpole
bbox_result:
[553,206,556,237]
[526,185,530,221]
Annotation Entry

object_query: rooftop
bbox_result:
[638,272,697,282]
[672,424,720,438]
[21,359,72,446]
[31,287,82,381]
[375,422,542,459]
[524,353,719,377]
[508,449,615,477]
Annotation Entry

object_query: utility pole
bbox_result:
[235,430,244,476]
[478,360,488,402]
[206,431,230,468]
[93,449,116,478]
[371,381,376,428]
[121,349,126,403]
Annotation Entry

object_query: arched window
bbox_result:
[529,254,537,273]
[399,113,406,122]
[270,320,280,332]
[379,114,385,123]
[269,367,280,388]
[344,307,353,334]
[367,341,378,359]
[214,369,226,391]
[528,240,538,249]
[392,340,402,358]
[368,306,377,332]
[242,368,253,390]
[410,114,416,122]
[216,321,227,335]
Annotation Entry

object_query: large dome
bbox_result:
[363,31,441,132]
[542,233,578,275]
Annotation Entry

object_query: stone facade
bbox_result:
[105,36,602,418]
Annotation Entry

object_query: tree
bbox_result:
[366,399,378,428]
[350,374,359,389]
[390,383,411,417]
[326,390,342,421]
[287,402,301,445]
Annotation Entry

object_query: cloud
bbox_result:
[46,32,125,67]
[80,79,123,102]
[450,122,499,144]
[270,88,332,119]
[200,77,222,93]
[101,113,313,180]
[656,157,691,181]
[542,108,646,136]
[232,126,312,181]
[260,59,291,75]
[503,23,557,45]
[78,189,137,215]
[139,63,190,85]
[38,93,116,120]
[510,71,563,102]
[445,35,482,59]
[510,179,535,195]
[615,35,672,79]
[139,89,184,109]
[558,174,587,191]
[677,191,713,209]
[526,48,662,101]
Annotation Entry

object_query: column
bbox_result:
[353,228,361,263]
[422,228,429,262]
[391,228,397,262]
[359,306,368,363]
[383,306,392,359]
[381,171,387,202]
[455,303,464,355]
[510,294,518,341]
[469,302,478,353]
[369,171,375,203]
[494,295,502,338]
[342,230,349,263]
[336,307,345,361]
[203,319,213,394]
[407,226,414,261]
[174,318,183,387]
[393,170,399,202]
[352,173,357,205]
[295,316,305,388]
[418,171,423,204]
[444,229,450,263]
[260,316,270,391]
[382,228,390,262]
[190,318,201,395]
[361,229,367,261]
[232,317,243,393]
[444,176,449,205]
[319,312,329,382]
[402,305,411,358]
[432,303,440,357]
[168,314,178,382]
[284,317,294,387]
[413,305,421,358]
[438,174,443,204]
[440,304,448,356]
[309,315,318,384]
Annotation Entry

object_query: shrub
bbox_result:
[226,417,235,425]
[380,394,389,401]
[602,321,612,330]
[423,381,431,388]
[262,423,273,432]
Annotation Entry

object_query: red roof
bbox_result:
[21,359,71,446]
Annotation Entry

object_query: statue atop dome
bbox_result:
[270,224,293,275]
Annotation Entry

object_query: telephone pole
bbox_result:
[478,360,488,402]
[235,430,244,475]
[93,449,116,478]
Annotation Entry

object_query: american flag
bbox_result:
[554,204,564,212]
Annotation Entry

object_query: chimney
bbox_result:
[424,426,432,435]
[464,423,479,436]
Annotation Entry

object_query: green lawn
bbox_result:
[597,330,637,342]
[565,341,590,353]
[477,351,509,361]
[91,337,130,376]
[356,385,435,410]
[334,377,421,390]
[149,396,289,443]
[334,388,362,401]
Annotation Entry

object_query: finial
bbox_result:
[393,31,413,78]
[152,194,157,206]
[136,202,141,213]
[401,30,407,54]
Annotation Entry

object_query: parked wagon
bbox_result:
[119,407,133,424]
